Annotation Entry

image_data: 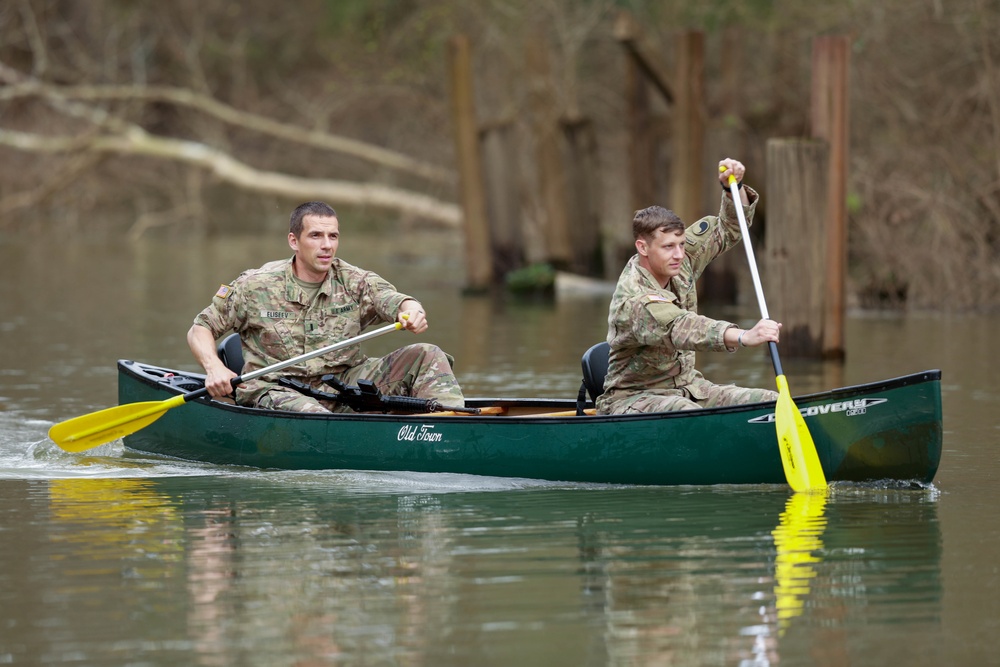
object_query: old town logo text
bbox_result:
[747,398,888,424]
[397,424,442,442]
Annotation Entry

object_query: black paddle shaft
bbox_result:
[768,341,784,377]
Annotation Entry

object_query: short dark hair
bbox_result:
[632,205,684,241]
[289,202,337,237]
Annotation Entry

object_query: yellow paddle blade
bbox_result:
[49,394,187,452]
[774,376,828,492]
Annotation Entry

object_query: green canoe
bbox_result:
[117,358,942,486]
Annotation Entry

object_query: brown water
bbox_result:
[0,231,996,666]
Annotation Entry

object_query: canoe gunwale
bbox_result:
[117,359,942,424]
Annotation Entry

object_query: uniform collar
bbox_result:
[284,256,337,303]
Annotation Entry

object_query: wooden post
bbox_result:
[765,139,829,357]
[447,35,493,291]
[811,35,850,360]
[670,31,705,226]
[525,34,573,269]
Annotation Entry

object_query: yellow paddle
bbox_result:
[49,320,405,453]
[723,166,827,491]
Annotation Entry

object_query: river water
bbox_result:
[0,229,997,666]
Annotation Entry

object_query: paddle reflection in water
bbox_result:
[47,478,184,578]
[771,492,829,635]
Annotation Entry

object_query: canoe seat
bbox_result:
[217,332,244,374]
[580,341,610,402]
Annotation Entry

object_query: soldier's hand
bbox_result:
[398,301,428,334]
[718,158,746,188]
[742,319,781,347]
[205,366,239,398]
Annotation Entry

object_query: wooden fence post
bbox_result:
[447,35,493,292]
[765,139,829,357]
[811,35,850,360]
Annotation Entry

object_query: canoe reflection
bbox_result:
[27,478,940,665]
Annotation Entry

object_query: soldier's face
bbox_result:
[636,229,685,286]
[289,214,340,282]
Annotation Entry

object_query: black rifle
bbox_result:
[278,374,479,415]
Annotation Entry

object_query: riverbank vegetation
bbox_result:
[1,0,997,310]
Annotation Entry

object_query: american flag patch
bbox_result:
[215,284,234,299]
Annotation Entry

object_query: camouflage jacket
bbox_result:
[194,256,414,405]
[598,190,759,407]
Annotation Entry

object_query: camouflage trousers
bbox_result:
[598,383,777,415]
[256,343,465,414]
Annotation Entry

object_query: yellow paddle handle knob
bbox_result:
[719,164,737,185]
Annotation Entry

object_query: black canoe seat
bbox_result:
[217,332,244,375]
[580,341,610,402]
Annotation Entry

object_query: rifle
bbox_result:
[279,374,480,415]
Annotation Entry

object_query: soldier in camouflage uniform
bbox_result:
[187,201,465,413]
[596,159,781,415]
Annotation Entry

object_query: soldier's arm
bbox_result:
[189,281,243,397]
[641,300,735,353]
[188,324,238,397]
[727,319,782,349]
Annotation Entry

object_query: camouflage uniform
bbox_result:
[596,190,778,415]
[193,257,465,413]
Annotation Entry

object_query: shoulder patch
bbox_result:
[645,294,670,303]
[214,284,234,299]
[691,220,711,236]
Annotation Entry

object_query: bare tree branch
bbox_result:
[17,0,47,77]
[0,127,460,226]
[0,62,459,226]
[0,73,456,185]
